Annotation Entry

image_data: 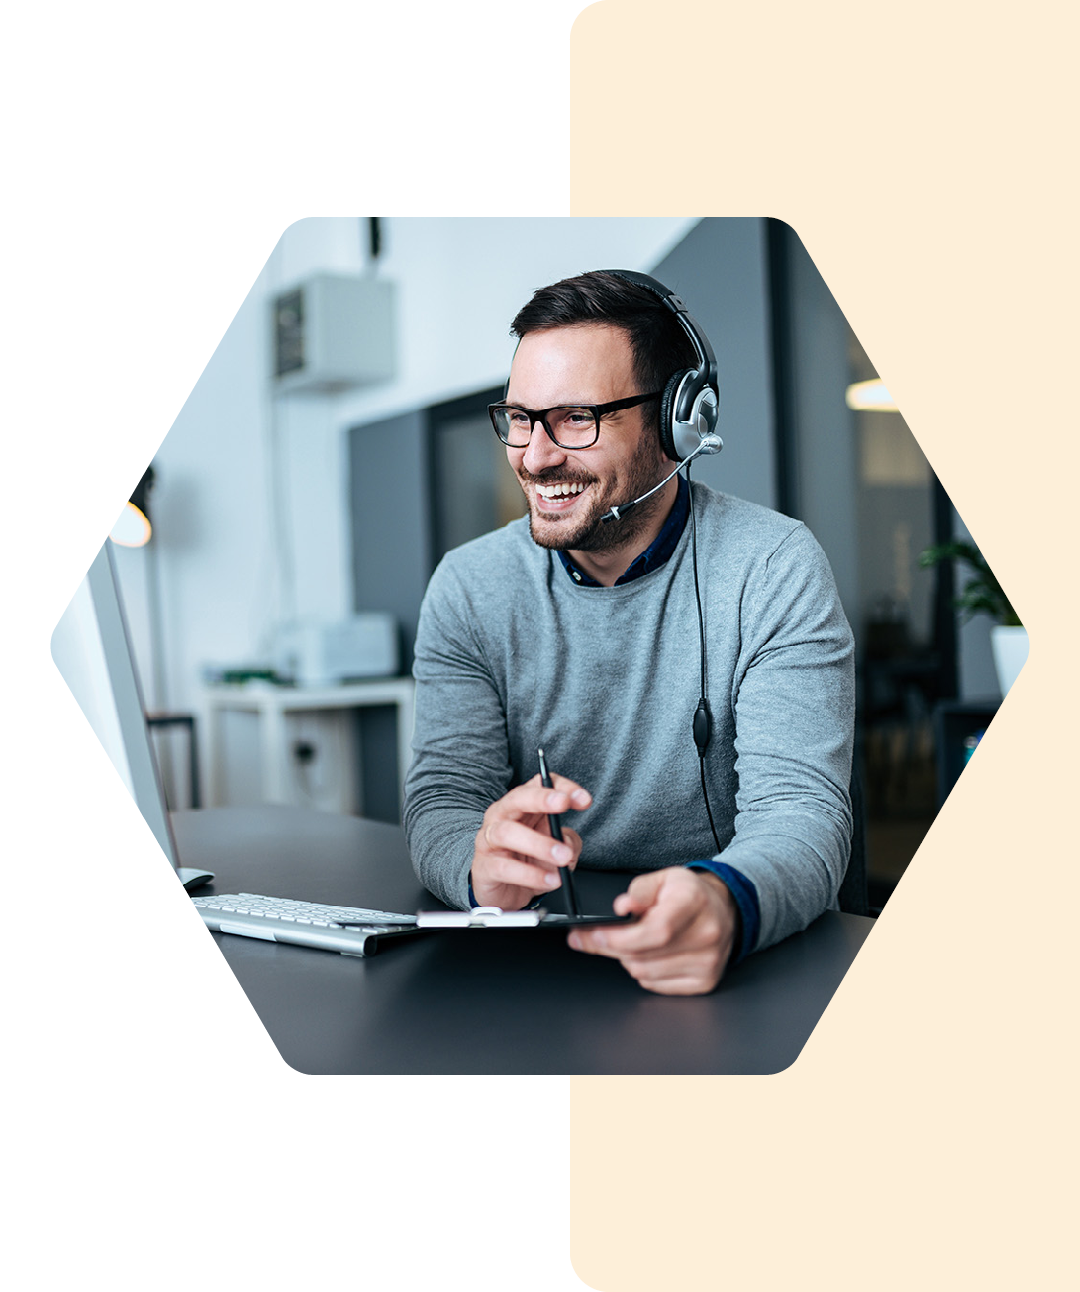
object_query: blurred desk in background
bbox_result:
[202,679,415,817]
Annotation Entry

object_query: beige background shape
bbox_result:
[568,2,1076,1289]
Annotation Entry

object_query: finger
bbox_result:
[567,918,678,958]
[621,950,726,995]
[567,923,725,992]
[545,773,592,809]
[628,968,723,997]
[484,853,567,895]
[494,779,591,817]
[567,917,670,959]
[483,818,574,868]
[621,869,669,912]
[567,923,688,960]
[560,827,583,869]
[609,869,671,919]
[567,928,622,959]
[571,890,701,957]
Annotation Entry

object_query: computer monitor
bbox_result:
[50,542,213,889]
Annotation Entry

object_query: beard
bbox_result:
[519,437,672,554]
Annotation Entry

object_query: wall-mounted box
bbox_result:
[272,273,395,393]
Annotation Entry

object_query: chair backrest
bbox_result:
[838,767,869,917]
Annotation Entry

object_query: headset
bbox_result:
[602,268,721,462]
[596,270,723,524]
[597,269,726,853]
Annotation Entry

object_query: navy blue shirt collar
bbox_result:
[556,473,690,588]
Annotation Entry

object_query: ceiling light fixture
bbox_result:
[845,378,899,412]
[110,465,154,547]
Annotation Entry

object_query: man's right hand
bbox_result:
[470,774,591,910]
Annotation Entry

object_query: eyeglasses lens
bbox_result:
[495,407,598,448]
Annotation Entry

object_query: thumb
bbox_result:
[614,868,667,915]
[560,827,583,868]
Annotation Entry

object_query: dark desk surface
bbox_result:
[173,806,874,1076]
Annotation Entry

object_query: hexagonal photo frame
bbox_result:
[50,217,1024,1074]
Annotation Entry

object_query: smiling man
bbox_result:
[403,271,855,996]
[506,322,671,568]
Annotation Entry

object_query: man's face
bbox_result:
[504,324,670,553]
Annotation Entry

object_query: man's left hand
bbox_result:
[566,868,738,996]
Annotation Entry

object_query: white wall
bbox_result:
[115,217,697,728]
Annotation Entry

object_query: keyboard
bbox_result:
[192,892,419,957]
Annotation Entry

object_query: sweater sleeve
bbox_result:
[402,558,512,908]
[716,524,855,951]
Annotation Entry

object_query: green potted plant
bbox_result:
[918,540,1027,695]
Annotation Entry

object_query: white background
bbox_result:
[3,4,595,1288]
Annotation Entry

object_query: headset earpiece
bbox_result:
[659,369,692,460]
[600,269,721,463]
[678,386,720,460]
[667,373,720,461]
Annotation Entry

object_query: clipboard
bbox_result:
[415,905,635,930]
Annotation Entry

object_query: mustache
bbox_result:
[516,467,596,485]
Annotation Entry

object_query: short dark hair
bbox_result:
[510,271,696,436]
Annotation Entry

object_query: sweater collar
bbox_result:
[555,473,690,588]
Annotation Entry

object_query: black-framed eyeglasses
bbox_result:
[488,391,663,450]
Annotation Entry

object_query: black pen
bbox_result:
[537,747,580,916]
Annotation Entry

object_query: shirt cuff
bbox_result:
[685,861,760,965]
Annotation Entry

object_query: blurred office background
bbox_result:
[107,217,1008,912]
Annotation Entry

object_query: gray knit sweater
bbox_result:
[403,482,855,953]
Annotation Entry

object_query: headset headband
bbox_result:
[599,269,720,459]
[599,269,718,390]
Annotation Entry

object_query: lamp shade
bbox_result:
[845,378,898,412]
[110,465,155,547]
